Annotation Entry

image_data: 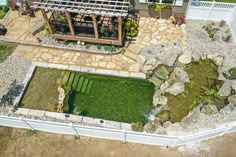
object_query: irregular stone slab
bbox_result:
[166,82,185,96]
[218,80,232,97]
[200,105,218,115]
[149,76,164,87]
[161,48,180,66]
[178,49,192,64]
[228,94,236,105]
[153,90,168,106]
[153,65,169,80]
[174,67,190,83]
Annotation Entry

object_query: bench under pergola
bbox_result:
[31,0,130,46]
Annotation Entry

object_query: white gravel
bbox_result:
[0,55,31,112]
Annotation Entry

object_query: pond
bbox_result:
[20,67,155,123]
[159,60,226,123]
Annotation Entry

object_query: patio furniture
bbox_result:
[0,24,7,35]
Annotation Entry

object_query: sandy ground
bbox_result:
[0,127,236,157]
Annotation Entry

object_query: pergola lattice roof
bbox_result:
[32,0,130,17]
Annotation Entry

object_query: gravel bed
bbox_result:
[186,20,236,70]
[0,55,32,113]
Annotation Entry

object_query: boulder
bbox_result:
[207,53,224,66]
[165,82,185,96]
[149,76,164,87]
[153,90,168,107]
[200,105,218,115]
[153,65,170,80]
[217,81,232,97]
[220,103,235,113]
[161,48,180,66]
[160,81,170,91]
[174,67,190,83]
[162,121,172,128]
[144,118,162,133]
[178,49,192,64]
[228,94,236,105]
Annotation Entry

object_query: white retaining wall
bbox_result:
[185,0,236,41]
[0,115,236,147]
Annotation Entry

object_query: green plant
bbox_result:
[56,15,67,23]
[125,20,138,38]
[131,122,144,132]
[103,45,115,52]
[96,44,102,50]
[228,67,236,77]
[74,135,80,140]
[85,44,91,49]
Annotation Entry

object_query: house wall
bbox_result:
[134,0,189,17]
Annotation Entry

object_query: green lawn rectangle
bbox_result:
[20,68,155,123]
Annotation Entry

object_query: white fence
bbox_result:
[0,115,236,147]
[185,0,236,41]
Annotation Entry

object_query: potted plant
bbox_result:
[125,20,138,38]
[148,3,172,19]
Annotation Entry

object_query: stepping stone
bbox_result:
[72,74,80,90]
[124,50,137,60]
[149,76,164,87]
[67,73,75,88]
[81,79,89,93]
[85,80,93,95]
[76,77,85,92]
[153,65,170,80]
[61,71,71,86]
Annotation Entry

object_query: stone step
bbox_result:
[149,76,164,87]
[153,65,170,80]
[124,50,138,61]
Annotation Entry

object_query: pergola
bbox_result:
[31,0,130,46]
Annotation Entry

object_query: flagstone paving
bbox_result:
[4,10,183,73]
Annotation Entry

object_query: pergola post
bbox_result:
[40,9,53,34]
[118,16,122,45]
[92,14,99,39]
[65,12,75,36]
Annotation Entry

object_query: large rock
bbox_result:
[174,67,190,83]
[161,46,180,66]
[207,53,224,66]
[160,81,170,91]
[200,105,218,115]
[228,94,236,105]
[178,49,192,64]
[220,103,235,113]
[165,82,185,96]
[153,90,168,106]
[153,65,170,80]
[217,80,232,97]
[149,76,164,87]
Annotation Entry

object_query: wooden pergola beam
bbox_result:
[53,34,122,46]
[65,12,75,36]
[92,14,99,39]
[118,16,122,45]
[41,9,53,34]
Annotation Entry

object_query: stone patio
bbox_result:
[2,10,44,42]
[3,10,183,74]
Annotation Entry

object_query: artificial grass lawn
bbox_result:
[68,73,155,123]
[20,68,62,111]
[0,43,15,63]
[20,68,155,123]
[0,9,6,19]
[165,60,226,123]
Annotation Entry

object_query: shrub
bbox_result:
[228,67,236,77]
[131,122,144,132]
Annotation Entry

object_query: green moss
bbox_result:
[0,43,15,63]
[164,60,226,123]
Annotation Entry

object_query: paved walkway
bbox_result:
[3,11,44,42]
[5,10,183,73]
